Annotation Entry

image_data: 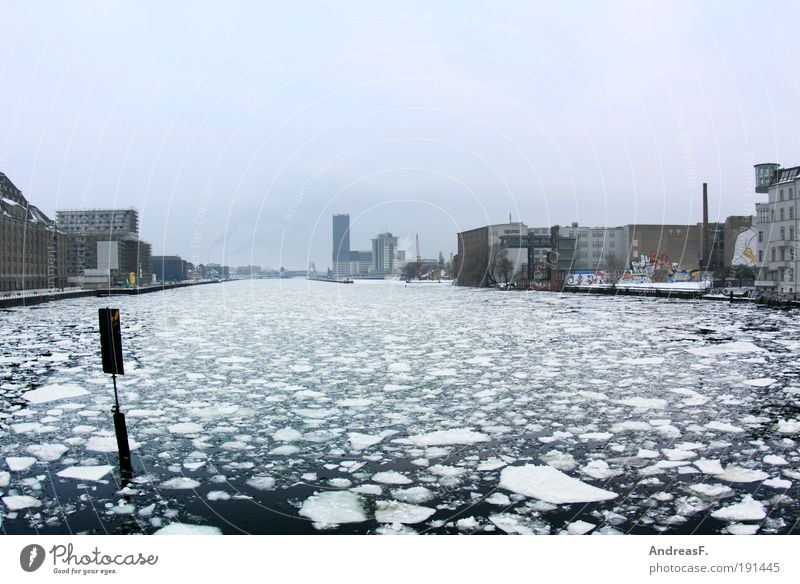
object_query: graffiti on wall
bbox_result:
[731,228,758,267]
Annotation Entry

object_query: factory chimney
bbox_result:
[702,182,709,272]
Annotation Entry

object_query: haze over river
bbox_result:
[1,279,799,534]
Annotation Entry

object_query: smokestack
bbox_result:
[702,182,709,271]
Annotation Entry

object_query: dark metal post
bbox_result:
[99,308,132,475]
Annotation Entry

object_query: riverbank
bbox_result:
[0,280,221,309]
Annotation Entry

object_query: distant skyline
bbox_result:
[1,1,799,269]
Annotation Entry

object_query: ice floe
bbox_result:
[299,491,367,527]
[499,465,618,504]
[22,383,89,404]
[375,500,435,524]
[405,429,490,447]
[710,495,766,521]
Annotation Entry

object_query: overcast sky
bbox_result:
[1,1,799,269]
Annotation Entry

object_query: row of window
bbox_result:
[759,225,796,242]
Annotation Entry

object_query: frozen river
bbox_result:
[1,279,799,535]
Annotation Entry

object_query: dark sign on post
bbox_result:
[99,308,124,376]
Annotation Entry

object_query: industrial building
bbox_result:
[0,171,68,291]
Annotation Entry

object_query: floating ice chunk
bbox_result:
[269,445,300,455]
[705,421,744,434]
[618,357,664,365]
[499,465,618,504]
[477,458,507,471]
[763,455,788,466]
[295,390,325,399]
[388,362,410,373]
[540,450,577,471]
[328,478,352,488]
[2,495,41,510]
[538,431,573,444]
[686,483,733,499]
[348,431,394,450]
[160,477,201,489]
[290,364,313,373]
[429,465,466,478]
[72,425,97,435]
[154,523,223,534]
[22,383,89,404]
[85,436,141,453]
[579,432,613,441]
[57,465,112,482]
[663,449,697,461]
[637,449,660,459]
[611,421,651,433]
[763,478,791,489]
[577,391,609,401]
[220,441,250,451]
[743,378,776,387]
[246,476,276,491]
[373,471,412,485]
[299,491,366,527]
[694,459,724,475]
[406,429,490,447]
[375,500,435,524]
[617,397,667,410]
[391,486,434,504]
[565,520,596,535]
[489,513,539,535]
[6,457,36,471]
[295,408,337,419]
[351,484,382,496]
[725,523,760,535]
[0,471,9,488]
[580,460,622,480]
[383,384,410,392]
[711,495,766,521]
[127,409,165,418]
[776,419,800,435]
[110,503,135,515]
[207,491,231,501]
[686,342,765,357]
[168,422,204,435]
[456,516,480,531]
[485,492,511,506]
[717,466,769,483]
[25,444,69,462]
[337,398,373,407]
[273,427,303,442]
[216,356,254,364]
[138,504,155,517]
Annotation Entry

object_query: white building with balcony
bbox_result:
[753,163,800,293]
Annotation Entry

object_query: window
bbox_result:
[592,230,603,238]
[791,226,795,240]
[780,189,785,201]
[790,188,795,199]
[759,231,764,243]
[610,241,615,248]
[781,247,785,261]
[781,226,786,240]
[791,207,795,220]
[759,250,763,262]
[772,248,776,261]
[781,208,785,221]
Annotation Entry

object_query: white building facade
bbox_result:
[753,163,800,293]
